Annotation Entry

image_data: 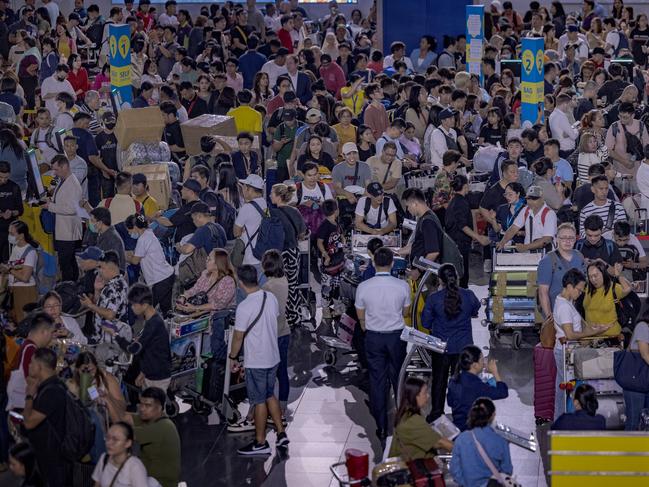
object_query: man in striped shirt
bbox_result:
[579,175,628,238]
[76,90,102,135]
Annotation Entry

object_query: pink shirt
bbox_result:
[184,272,236,311]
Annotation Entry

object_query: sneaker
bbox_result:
[228,419,255,433]
[267,415,288,428]
[483,259,492,274]
[237,440,271,456]
[276,432,290,448]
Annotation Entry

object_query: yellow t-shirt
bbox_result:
[227,106,263,134]
[583,284,623,337]
[332,123,357,157]
[134,193,160,218]
[340,86,365,116]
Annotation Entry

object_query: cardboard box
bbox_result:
[115,107,165,149]
[124,163,171,210]
[181,115,237,155]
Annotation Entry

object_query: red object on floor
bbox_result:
[345,448,369,485]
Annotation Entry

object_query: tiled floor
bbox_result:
[0,257,548,487]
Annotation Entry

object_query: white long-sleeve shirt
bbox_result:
[549,108,578,152]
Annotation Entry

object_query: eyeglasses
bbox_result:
[557,236,576,241]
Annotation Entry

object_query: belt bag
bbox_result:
[573,347,617,379]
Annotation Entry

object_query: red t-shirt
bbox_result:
[278,28,294,53]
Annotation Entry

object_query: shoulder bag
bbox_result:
[614,348,649,393]
[244,291,267,338]
[470,431,521,487]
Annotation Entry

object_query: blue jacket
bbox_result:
[421,288,480,354]
[552,410,606,431]
[447,371,509,431]
[450,426,513,487]
[231,151,259,179]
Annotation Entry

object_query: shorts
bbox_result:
[245,365,279,405]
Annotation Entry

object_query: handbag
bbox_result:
[40,208,55,234]
[539,315,556,349]
[470,431,521,487]
[323,253,346,276]
[187,277,221,306]
[614,349,649,393]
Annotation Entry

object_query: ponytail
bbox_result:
[574,384,599,416]
[467,397,496,429]
[453,345,482,379]
[439,263,462,318]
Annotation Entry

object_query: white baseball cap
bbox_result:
[342,142,359,155]
[239,174,264,190]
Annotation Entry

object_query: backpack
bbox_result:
[421,212,464,277]
[21,245,56,296]
[42,381,95,462]
[54,281,83,315]
[612,121,645,161]
[614,30,630,56]
[575,238,615,260]
[364,196,391,229]
[178,223,219,289]
[32,126,61,153]
[214,193,236,240]
[246,201,285,260]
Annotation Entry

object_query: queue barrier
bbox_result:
[549,431,649,486]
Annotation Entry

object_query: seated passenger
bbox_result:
[450,398,513,487]
[41,290,87,344]
[447,345,509,431]
[552,384,606,431]
[389,377,454,459]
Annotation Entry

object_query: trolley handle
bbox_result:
[413,257,441,273]
[329,462,371,486]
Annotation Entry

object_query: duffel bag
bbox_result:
[574,347,617,379]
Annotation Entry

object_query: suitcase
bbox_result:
[533,344,556,421]
[489,271,538,297]
[408,458,446,487]
[573,347,617,379]
[485,297,541,324]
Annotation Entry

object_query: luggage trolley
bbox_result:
[482,249,545,349]
[559,339,625,429]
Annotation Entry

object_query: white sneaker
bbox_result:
[483,259,492,274]
[227,419,255,433]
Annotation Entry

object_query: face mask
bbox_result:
[129,232,139,240]
[7,234,16,245]
[88,222,97,233]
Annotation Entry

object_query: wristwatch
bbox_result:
[25,394,34,401]
[228,354,238,361]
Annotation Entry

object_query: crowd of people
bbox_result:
[0,0,647,486]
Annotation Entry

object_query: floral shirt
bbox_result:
[432,169,454,210]
[92,275,129,344]
[184,271,237,312]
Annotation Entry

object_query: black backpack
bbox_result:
[363,197,391,229]
[247,201,285,260]
[43,381,95,462]
[54,281,83,315]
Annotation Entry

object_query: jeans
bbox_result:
[277,334,290,402]
[87,173,101,207]
[623,389,649,430]
[100,175,115,199]
[554,346,565,420]
[365,330,407,432]
[54,240,79,282]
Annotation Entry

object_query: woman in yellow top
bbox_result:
[583,260,632,337]
[55,23,77,60]
[332,107,357,160]
[389,377,454,459]
[340,75,365,117]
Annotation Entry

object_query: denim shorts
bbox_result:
[246,365,279,405]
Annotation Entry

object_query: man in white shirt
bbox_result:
[383,41,414,72]
[63,136,88,201]
[233,174,267,269]
[40,65,76,118]
[548,93,578,157]
[261,48,289,88]
[603,17,623,56]
[264,3,282,31]
[157,0,179,27]
[354,182,397,235]
[497,185,557,252]
[30,108,58,165]
[637,147,649,210]
[229,265,288,455]
[558,24,589,59]
[355,247,411,441]
[429,108,459,168]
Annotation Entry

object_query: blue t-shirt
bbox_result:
[71,127,99,168]
[188,222,227,254]
[554,158,574,183]
[537,250,585,311]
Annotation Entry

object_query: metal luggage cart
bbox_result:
[559,339,625,430]
[483,248,545,349]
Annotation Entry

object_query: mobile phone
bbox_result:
[88,385,99,401]
[101,320,118,332]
